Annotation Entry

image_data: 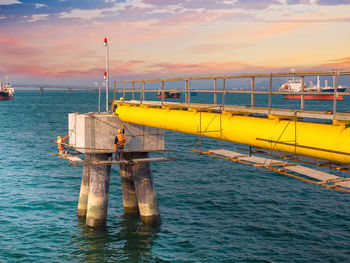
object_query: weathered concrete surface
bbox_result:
[68,113,164,154]
[131,152,161,226]
[77,153,92,217]
[86,153,112,228]
[119,152,139,213]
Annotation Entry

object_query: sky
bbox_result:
[0,0,350,85]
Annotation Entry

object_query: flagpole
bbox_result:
[104,37,109,111]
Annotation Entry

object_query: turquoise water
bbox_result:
[1,91,350,262]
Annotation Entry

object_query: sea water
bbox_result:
[0,91,349,262]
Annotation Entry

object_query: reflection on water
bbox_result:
[72,214,165,262]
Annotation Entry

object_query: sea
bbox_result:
[0,90,349,262]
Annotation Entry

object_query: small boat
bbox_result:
[157,91,181,99]
[0,80,15,100]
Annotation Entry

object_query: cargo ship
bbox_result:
[279,77,345,101]
[0,81,15,100]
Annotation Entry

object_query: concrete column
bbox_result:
[77,154,92,217]
[119,152,139,214]
[86,153,112,228]
[131,152,161,226]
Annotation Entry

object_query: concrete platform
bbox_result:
[68,112,164,153]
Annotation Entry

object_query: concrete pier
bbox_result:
[119,152,139,213]
[77,154,92,217]
[86,153,112,227]
[69,113,165,227]
[131,152,161,226]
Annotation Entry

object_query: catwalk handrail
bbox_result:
[112,70,350,119]
[115,70,350,83]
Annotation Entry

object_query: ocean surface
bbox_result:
[1,90,350,262]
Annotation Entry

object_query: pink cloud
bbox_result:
[2,54,349,84]
[0,36,41,57]
[112,57,350,80]
[315,57,350,70]
[143,61,268,77]
[109,60,147,76]
[142,0,277,10]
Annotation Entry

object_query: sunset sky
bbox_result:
[0,0,349,85]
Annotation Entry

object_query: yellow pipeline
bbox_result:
[115,103,350,164]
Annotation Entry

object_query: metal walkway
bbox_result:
[205,149,350,193]
[56,152,176,167]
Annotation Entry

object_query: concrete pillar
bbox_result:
[131,152,161,226]
[77,154,92,217]
[86,153,112,228]
[119,152,139,214]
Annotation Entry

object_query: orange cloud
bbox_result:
[315,57,350,70]
[141,60,270,77]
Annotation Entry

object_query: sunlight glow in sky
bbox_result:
[0,0,349,84]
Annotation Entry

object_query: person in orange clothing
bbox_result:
[114,125,126,160]
[55,135,69,154]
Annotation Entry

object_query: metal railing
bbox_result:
[113,70,350,120]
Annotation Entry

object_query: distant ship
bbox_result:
[157,91,181,99]
[0,80,15,100]
[308,76,347,93]
[279,76,345,101]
